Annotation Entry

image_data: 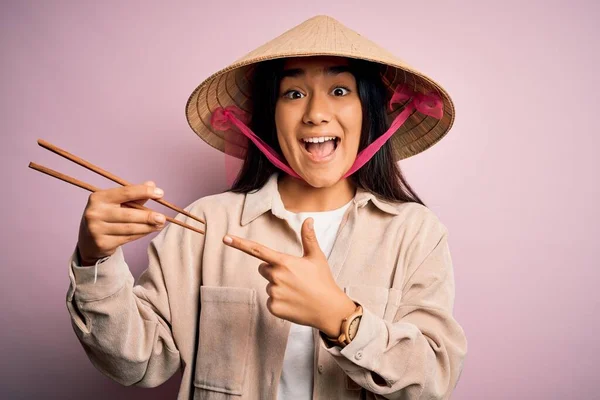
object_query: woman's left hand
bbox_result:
[223,217,356,338]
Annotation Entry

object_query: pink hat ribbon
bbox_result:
[210,84,443,181]
[343,84,443,176]
[211,106,302,179]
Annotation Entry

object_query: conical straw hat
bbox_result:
[185,15,455,161]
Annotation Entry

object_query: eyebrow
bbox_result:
[280,65,352,79]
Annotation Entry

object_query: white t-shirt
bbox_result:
[277,198,353,400]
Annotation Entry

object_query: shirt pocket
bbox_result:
[344,285,402,321]
[194,286,256,397]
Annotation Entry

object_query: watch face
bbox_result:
[348,316,361,340]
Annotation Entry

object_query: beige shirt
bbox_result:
[66,172,468,400]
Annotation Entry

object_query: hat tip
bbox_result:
[309,14,336,21]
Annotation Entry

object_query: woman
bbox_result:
[68,15,468,400]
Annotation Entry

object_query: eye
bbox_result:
[282,90,305,100]
[331,86,351,97]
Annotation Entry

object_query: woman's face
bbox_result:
[275,56,362,188]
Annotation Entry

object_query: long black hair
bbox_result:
[227,58,425,206]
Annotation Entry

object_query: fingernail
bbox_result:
[223,235,232,244]
[154,188,164,196]
[154,214,165,224]
[308,218,314,230]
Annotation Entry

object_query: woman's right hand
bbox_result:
[76,181,166,266]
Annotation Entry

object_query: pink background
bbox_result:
[2,1,599,398]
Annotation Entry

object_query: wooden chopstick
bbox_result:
[36,139,206,226]
[29,162,205,236]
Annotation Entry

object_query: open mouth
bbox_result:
[300,137,340,161]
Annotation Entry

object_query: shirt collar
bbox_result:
[240,173,401,226]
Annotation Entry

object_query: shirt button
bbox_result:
[355,351,363,360]
[318,365,324,374]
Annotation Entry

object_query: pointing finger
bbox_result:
[223,234,285,265]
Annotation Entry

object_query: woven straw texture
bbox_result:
[185,15,455,161]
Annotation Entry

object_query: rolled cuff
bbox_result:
[322,305,386,370]
[68,246,130,303]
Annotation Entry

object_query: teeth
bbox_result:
[301,136,337,143]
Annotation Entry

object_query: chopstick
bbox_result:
[29,141,206,236]
[36,139,206,226]
[29,162,204,235]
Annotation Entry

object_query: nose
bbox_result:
[302,91,332,126]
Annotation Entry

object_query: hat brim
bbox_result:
[186,16,455,162]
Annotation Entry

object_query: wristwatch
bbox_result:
[325,303,363,348]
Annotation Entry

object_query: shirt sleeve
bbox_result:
[319,226,468,400]
[66,207,205,388]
